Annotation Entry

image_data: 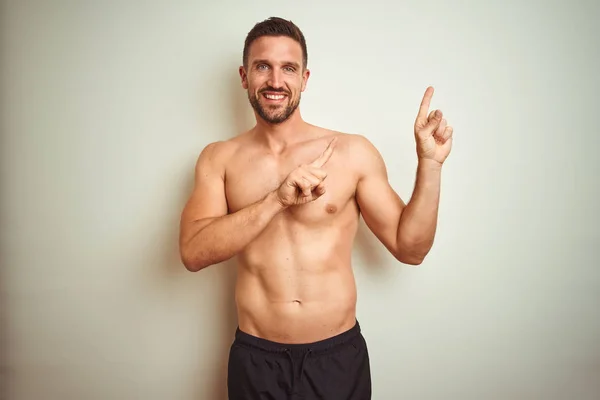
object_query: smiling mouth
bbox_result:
[262,92,287,101]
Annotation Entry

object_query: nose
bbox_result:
[267,68,284,89]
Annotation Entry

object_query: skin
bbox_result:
[179,35,453,343]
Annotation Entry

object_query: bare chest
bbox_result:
[224,152,356,223]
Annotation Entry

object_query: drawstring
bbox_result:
[298,349,312,385]
[285,348,313,393]
[285,350,295,391]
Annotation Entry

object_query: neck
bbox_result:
[253,109,309,151]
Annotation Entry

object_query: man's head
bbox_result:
[240,17,310,125]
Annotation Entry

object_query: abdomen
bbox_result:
[234,215,359,343]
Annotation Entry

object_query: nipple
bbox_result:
[325,203,337,214]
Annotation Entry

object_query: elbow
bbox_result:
[395,253,425,266]
[181,255,201,272]
[180,247,209,272]
[182,258,209,272]
[393,241,431,266]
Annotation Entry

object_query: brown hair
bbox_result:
[243,17,308,70]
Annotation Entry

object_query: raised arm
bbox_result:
[178,142,284,272]
[355,86,453,265]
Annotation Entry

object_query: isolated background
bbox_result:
[1,0,599,399]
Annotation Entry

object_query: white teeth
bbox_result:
[265,94,285,100]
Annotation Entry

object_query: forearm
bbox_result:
[181,191,284,271]
[396,159,442,262]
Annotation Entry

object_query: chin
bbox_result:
[249,95,299,124]
[258,106,292,124]
[264,114,290,125]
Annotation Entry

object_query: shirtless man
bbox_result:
[179,17,453,400]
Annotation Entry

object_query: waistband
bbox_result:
[234,320,361,355]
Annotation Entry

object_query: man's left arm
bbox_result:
[355,86,453,265]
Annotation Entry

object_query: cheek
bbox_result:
[247,75,263,90]
[288,78,303,93]
[250,83,264,96]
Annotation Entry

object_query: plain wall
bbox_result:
[1,0,599,399]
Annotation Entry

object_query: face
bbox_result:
[240,36,310,124]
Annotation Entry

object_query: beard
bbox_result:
[248,88,300,124]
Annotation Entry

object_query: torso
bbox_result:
[223,126,361,343]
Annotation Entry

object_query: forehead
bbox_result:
[247,36,303,64]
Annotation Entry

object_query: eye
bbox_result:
[284,66,296,73]
[257,64,269,71]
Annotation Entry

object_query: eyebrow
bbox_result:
[252,59,301,69]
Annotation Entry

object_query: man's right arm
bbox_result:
[179,142,285,272]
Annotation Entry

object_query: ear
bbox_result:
[301,68,311,92]
[239,66,248,89]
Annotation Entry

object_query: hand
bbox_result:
[414,86,453,166]
[276,137,337,207]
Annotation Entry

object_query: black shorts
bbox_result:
[227,320,372,400]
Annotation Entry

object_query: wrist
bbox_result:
[265,191,288,212]
[417,157,443,172]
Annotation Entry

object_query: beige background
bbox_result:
[1,0,599,399]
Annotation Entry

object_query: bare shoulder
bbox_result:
[320,130,386,177]
[194,135,244,174]
[344,132,381,156]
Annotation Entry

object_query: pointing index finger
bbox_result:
[310,137,337,168]
[417,86,434,124]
